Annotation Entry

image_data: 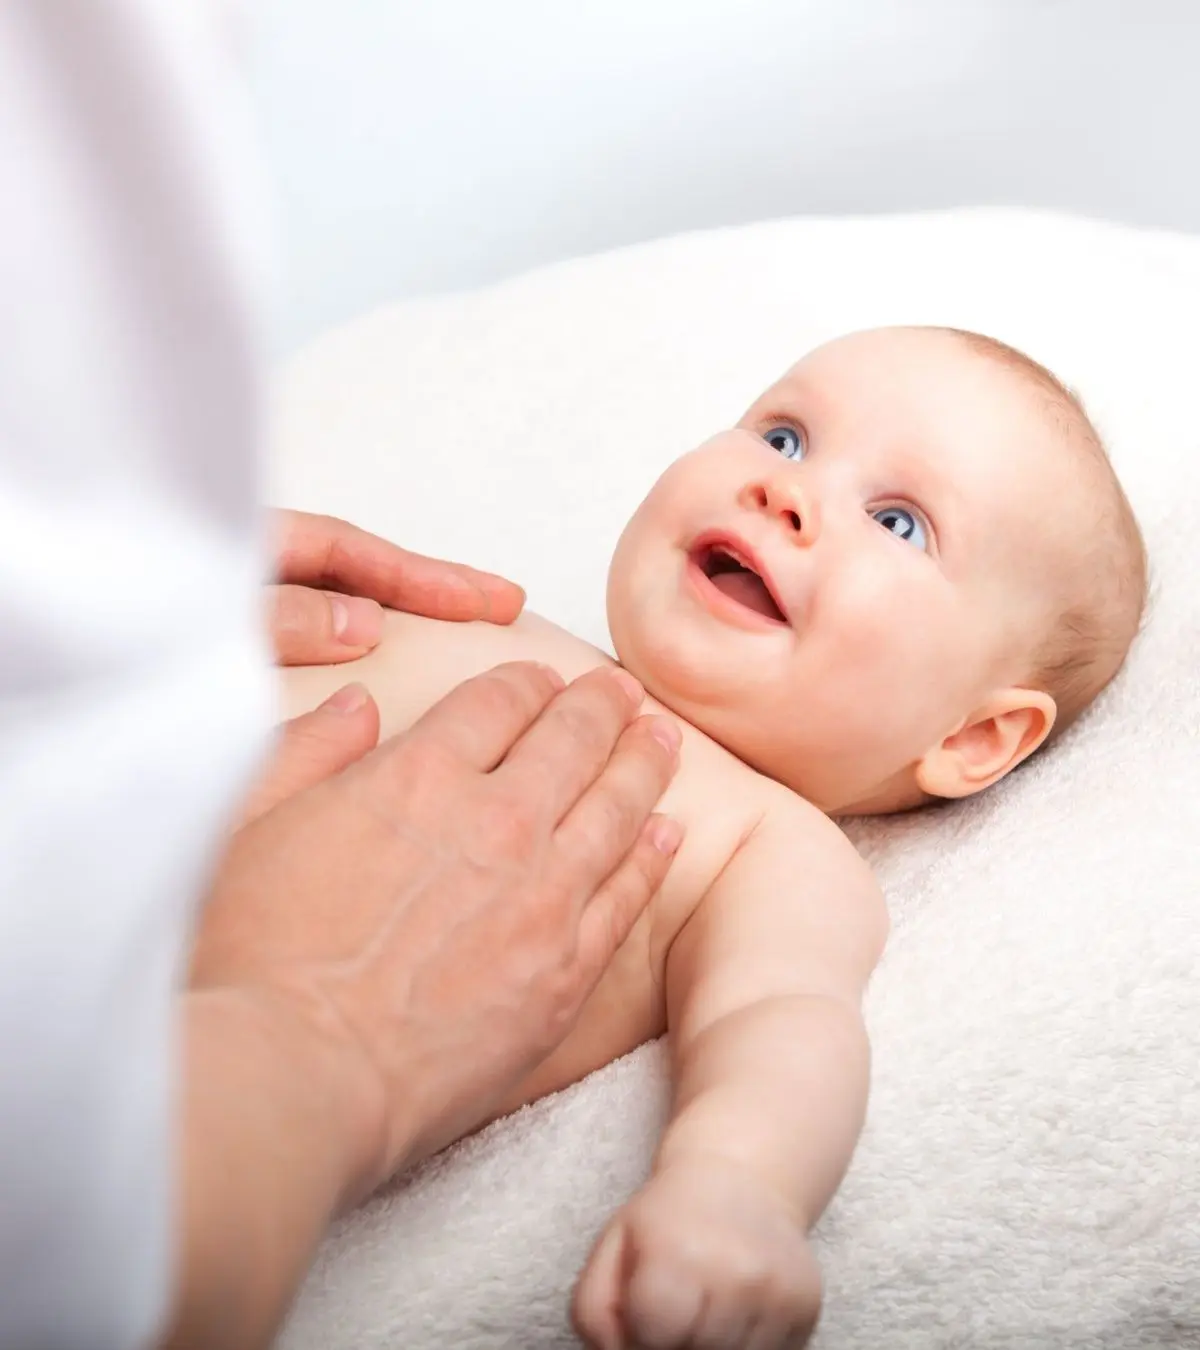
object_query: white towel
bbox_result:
[271,209,1200,1349]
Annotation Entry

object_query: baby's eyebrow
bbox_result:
[745,372,817,425]
[902,451,967,564]
[775,370,816,409]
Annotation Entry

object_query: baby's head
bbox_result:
[607,326,1146,814]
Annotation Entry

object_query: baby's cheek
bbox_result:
[817,586,952,728]
[820,569,909,665]
[845,564,949,658]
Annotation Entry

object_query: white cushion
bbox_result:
[271,208,1200,1349]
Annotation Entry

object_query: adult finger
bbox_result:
[574,813,683,983]
[495,666,646,822]
[399,661,567,771]
[272,508,526,624]
[238,684,381,825]
[553,713,682,899]
[267,582,383,665]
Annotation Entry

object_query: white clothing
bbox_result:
[0,2,272,1345]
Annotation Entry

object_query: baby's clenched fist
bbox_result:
[572,1158,821,1349]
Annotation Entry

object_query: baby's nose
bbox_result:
[741,473,817,542]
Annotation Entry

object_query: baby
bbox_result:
[283,326,1146,1349]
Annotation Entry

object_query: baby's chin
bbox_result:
[611,636,699,720]
[616,651,930,815]
[608,571,928,812]
[611,634,786,776]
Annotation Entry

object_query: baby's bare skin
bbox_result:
[285,597,884,1349]
[282,607,782,1118]
[280,326,1099,1349]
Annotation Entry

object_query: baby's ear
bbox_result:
[915,688,1057,800]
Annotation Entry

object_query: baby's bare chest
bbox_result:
[281,609,772,1112]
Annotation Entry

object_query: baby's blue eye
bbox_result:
[873,506,927,550]
[764,425,805,461]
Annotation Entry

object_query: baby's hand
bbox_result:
[572,1159,821,1350]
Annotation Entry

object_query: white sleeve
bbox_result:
[0,3,274,1345]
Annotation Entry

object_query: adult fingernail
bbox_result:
[469,580,492,620]
[535,662,567,691]
[330,594,384,646]
[648,817,684,856]
[611,667,644,707]
[324,682,369,714]
[649,716,681,754]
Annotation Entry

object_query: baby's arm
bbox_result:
[574,800,887,1350]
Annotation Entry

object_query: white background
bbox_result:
[250,0,1200,352]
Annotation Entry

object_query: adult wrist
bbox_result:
[189,979,391,1209]
[164,985,390,1349]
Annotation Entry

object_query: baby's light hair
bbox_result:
[940,328,1148,744]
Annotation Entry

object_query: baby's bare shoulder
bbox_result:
[660,778,887,1012]
[656,729,850,875]
[644,742,834,954]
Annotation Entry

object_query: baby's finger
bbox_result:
[743,1308,808,1350]
[624,1253,705,1349]
[742,1287,820,1350]
[740,1318,780,1350]
[267,583,383,665]
[691,1301,755,1350]
[572,1223,629,1350]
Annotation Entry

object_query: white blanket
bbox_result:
[270,209,1200,1349]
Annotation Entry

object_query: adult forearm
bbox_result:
[162,987,380,1350]
[658,995,870,1229]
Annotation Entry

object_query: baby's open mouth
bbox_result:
[694,541,787,623]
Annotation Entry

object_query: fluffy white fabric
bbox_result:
[270,209,1200,1349]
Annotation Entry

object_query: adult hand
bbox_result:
[266,508,525,665]
[171,661,683,1349]
[233,680,381,825]
[198,657,682,1165]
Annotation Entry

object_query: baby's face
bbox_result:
[607,328,1070,813]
